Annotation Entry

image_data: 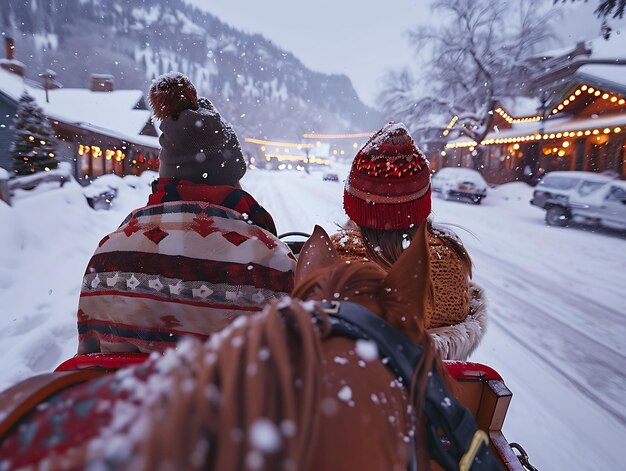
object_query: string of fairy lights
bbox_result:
[441,116,458,137]
[445,82,625,150]
[550,84,625,115]
[494,108,541,124]
[244,132,374,165]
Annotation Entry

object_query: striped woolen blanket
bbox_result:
[77,180,296,354]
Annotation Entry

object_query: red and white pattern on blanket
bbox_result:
[0,348,192,470]
[77,184,296,354]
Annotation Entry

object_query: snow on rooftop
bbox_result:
[449,112,626,144]
[499,97,541,117]
[0,68,158,148]
[576,64,626,91]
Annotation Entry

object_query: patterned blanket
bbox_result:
[77,179,296,354]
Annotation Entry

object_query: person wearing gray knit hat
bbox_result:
[75,72,295,355]
[149,71,246,184]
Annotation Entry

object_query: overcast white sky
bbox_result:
[186,0,625,107]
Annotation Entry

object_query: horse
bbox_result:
[0,223,494,471]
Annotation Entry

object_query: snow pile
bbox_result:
[0,175,153,389]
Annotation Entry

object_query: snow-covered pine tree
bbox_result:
[10,92,59,175]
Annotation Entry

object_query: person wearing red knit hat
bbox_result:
[332,122,487,361]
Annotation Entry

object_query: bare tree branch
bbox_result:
[377,0,559,167]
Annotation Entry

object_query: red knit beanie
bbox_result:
[343,122,431,230]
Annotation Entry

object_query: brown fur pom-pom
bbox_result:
[149,72,198,120]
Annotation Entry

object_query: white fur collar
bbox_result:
[430,283,487,361]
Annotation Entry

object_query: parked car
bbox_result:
[531,171,626,229]
[431,167,488,204]
[323,172,339,182]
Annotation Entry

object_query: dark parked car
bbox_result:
[323,172,339,182]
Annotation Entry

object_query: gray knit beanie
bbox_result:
[149,72,246,184]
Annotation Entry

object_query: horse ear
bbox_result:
[382,222,433,321]
[295,225,340,286]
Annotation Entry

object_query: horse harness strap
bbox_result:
[0,370,107,442]
[320,301,503,471]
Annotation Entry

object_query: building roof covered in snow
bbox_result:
[575,64,626,94]
[0,67,158,148]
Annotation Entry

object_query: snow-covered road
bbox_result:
[244,166,626,471]
[1,166,624,470]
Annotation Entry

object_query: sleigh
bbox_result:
[0,349,530,470]
[0,235,535,471]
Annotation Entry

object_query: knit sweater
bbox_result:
[77,180,296,354]
[330,224,487,361]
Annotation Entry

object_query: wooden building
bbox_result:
[445,76,625,183]
[0,39,159,182]
[440,35,626,183]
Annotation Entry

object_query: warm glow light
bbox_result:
[603,128,611,134]
[602,93,609,99]
[615,127,622,133]
[562,141,570,148]
[260,146,266,151]
[303,132,373,139]
[352,142,358,148]
[558,150,565,157]
[513,143,520,150]
[581,85,588,91]
[244,138,313,148]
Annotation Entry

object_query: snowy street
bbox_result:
[246,166,626,471]
[1,166,625,470]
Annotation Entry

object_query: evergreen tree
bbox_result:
[10,92,59,175]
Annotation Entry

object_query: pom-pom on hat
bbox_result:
[149,72,246,184]
[343,122,431,230]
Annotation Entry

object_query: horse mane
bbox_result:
[140,246,451,471]
[140,300,329,471]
